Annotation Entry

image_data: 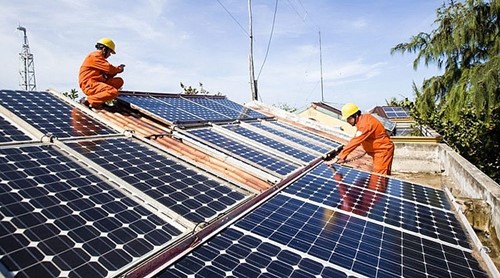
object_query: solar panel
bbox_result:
[0,114,32,142]
[382,106,411,119]
[221,124,317,163]
[269,121,342,149]
[247,121,332,154]
[187,128,299,176]
[308,164,451,210]
[286,165,469,248]
[119,93,268,124]
[120,95,201,123]
[0,90,117,138]
[159,173,489,278]
[0,144,182,277]
[188,97,267,119]
[66,138,248,223]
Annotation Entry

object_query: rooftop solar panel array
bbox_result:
[119,93,267,124]
[269,120,342,149]
[159,164,489,278]
[0,90,117,138]
[0,115,32,142]
[0,145,182,277]
[66,138,248,223]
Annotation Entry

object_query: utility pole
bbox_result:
[319,31,324,102]
[248,0,258,101]
[17,25,36,91]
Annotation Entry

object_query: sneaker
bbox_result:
[79,97,90,107]
[104,99,116,107]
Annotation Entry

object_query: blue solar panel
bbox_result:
[222,124,317,162]
[383,106,411,119]
[159,191,488,278]
[0,90,116,138]
[187,128,299,176]
[0,145,182,277]
[188,97,267,119]
[120,95,201,123]
[284,166,470,248]
[269,121,342,149]
[309,164,451,210]
[66,138,247,223]
[248,121,332,153]
[0,114,32,142]
[119,93,268,124]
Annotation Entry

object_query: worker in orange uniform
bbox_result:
[79,37,125,109]
[335,103,394,175]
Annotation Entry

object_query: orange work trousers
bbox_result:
[372,144,394,175]
[82,77,123,106]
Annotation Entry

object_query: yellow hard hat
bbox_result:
[341,103,360,119]
[97,37,116,53]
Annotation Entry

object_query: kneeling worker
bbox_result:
[79,37,125,109]
[335,103,394,175]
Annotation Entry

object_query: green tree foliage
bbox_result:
[180,82,222,96]
[392,0,499,122]
[63,88,79,100]
[391,0,499,182]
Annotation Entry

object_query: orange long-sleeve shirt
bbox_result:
[339,114,394,159]
[78,50,122,88]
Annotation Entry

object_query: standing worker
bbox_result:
[334,103,394,175]
[79,37,125,109]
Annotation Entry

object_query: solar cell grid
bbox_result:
[160,193,488,278]
[269,121,342,149]
[200,97,267,119]
[309,164,450,210]
[0,90,116,138]
[156,97,231,122]
[0,145,182,277]
[185,97,253,120]
[283,167,470,248]
[382,106,410,119]
[66,138,247,223]
[0,115,32,142]
[248,122,331,154]
[187,128,299,176]
[222,124,317,162]
[119,95,201,123]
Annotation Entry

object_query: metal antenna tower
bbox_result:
[17,25,37,91]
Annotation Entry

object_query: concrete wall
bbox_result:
[393,142,442,173]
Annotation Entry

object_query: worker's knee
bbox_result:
[108,77,124,89]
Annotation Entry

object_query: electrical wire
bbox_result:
[256,0,279,80]
[216,0,249,37]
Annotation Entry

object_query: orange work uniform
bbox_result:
[79,50,123,107]
[338,114,394,175]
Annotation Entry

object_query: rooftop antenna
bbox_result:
[319,30,324,102]
[248,0,258,101]
[17,25,37,91]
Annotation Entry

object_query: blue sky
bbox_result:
[0,0,442,111]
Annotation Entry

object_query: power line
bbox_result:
[216,0,249,37]
[256,0,279,80]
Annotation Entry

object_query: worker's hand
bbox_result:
[335,158,346,164]
[118,64,125,73]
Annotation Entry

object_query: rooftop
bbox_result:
[0,89,498,277]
